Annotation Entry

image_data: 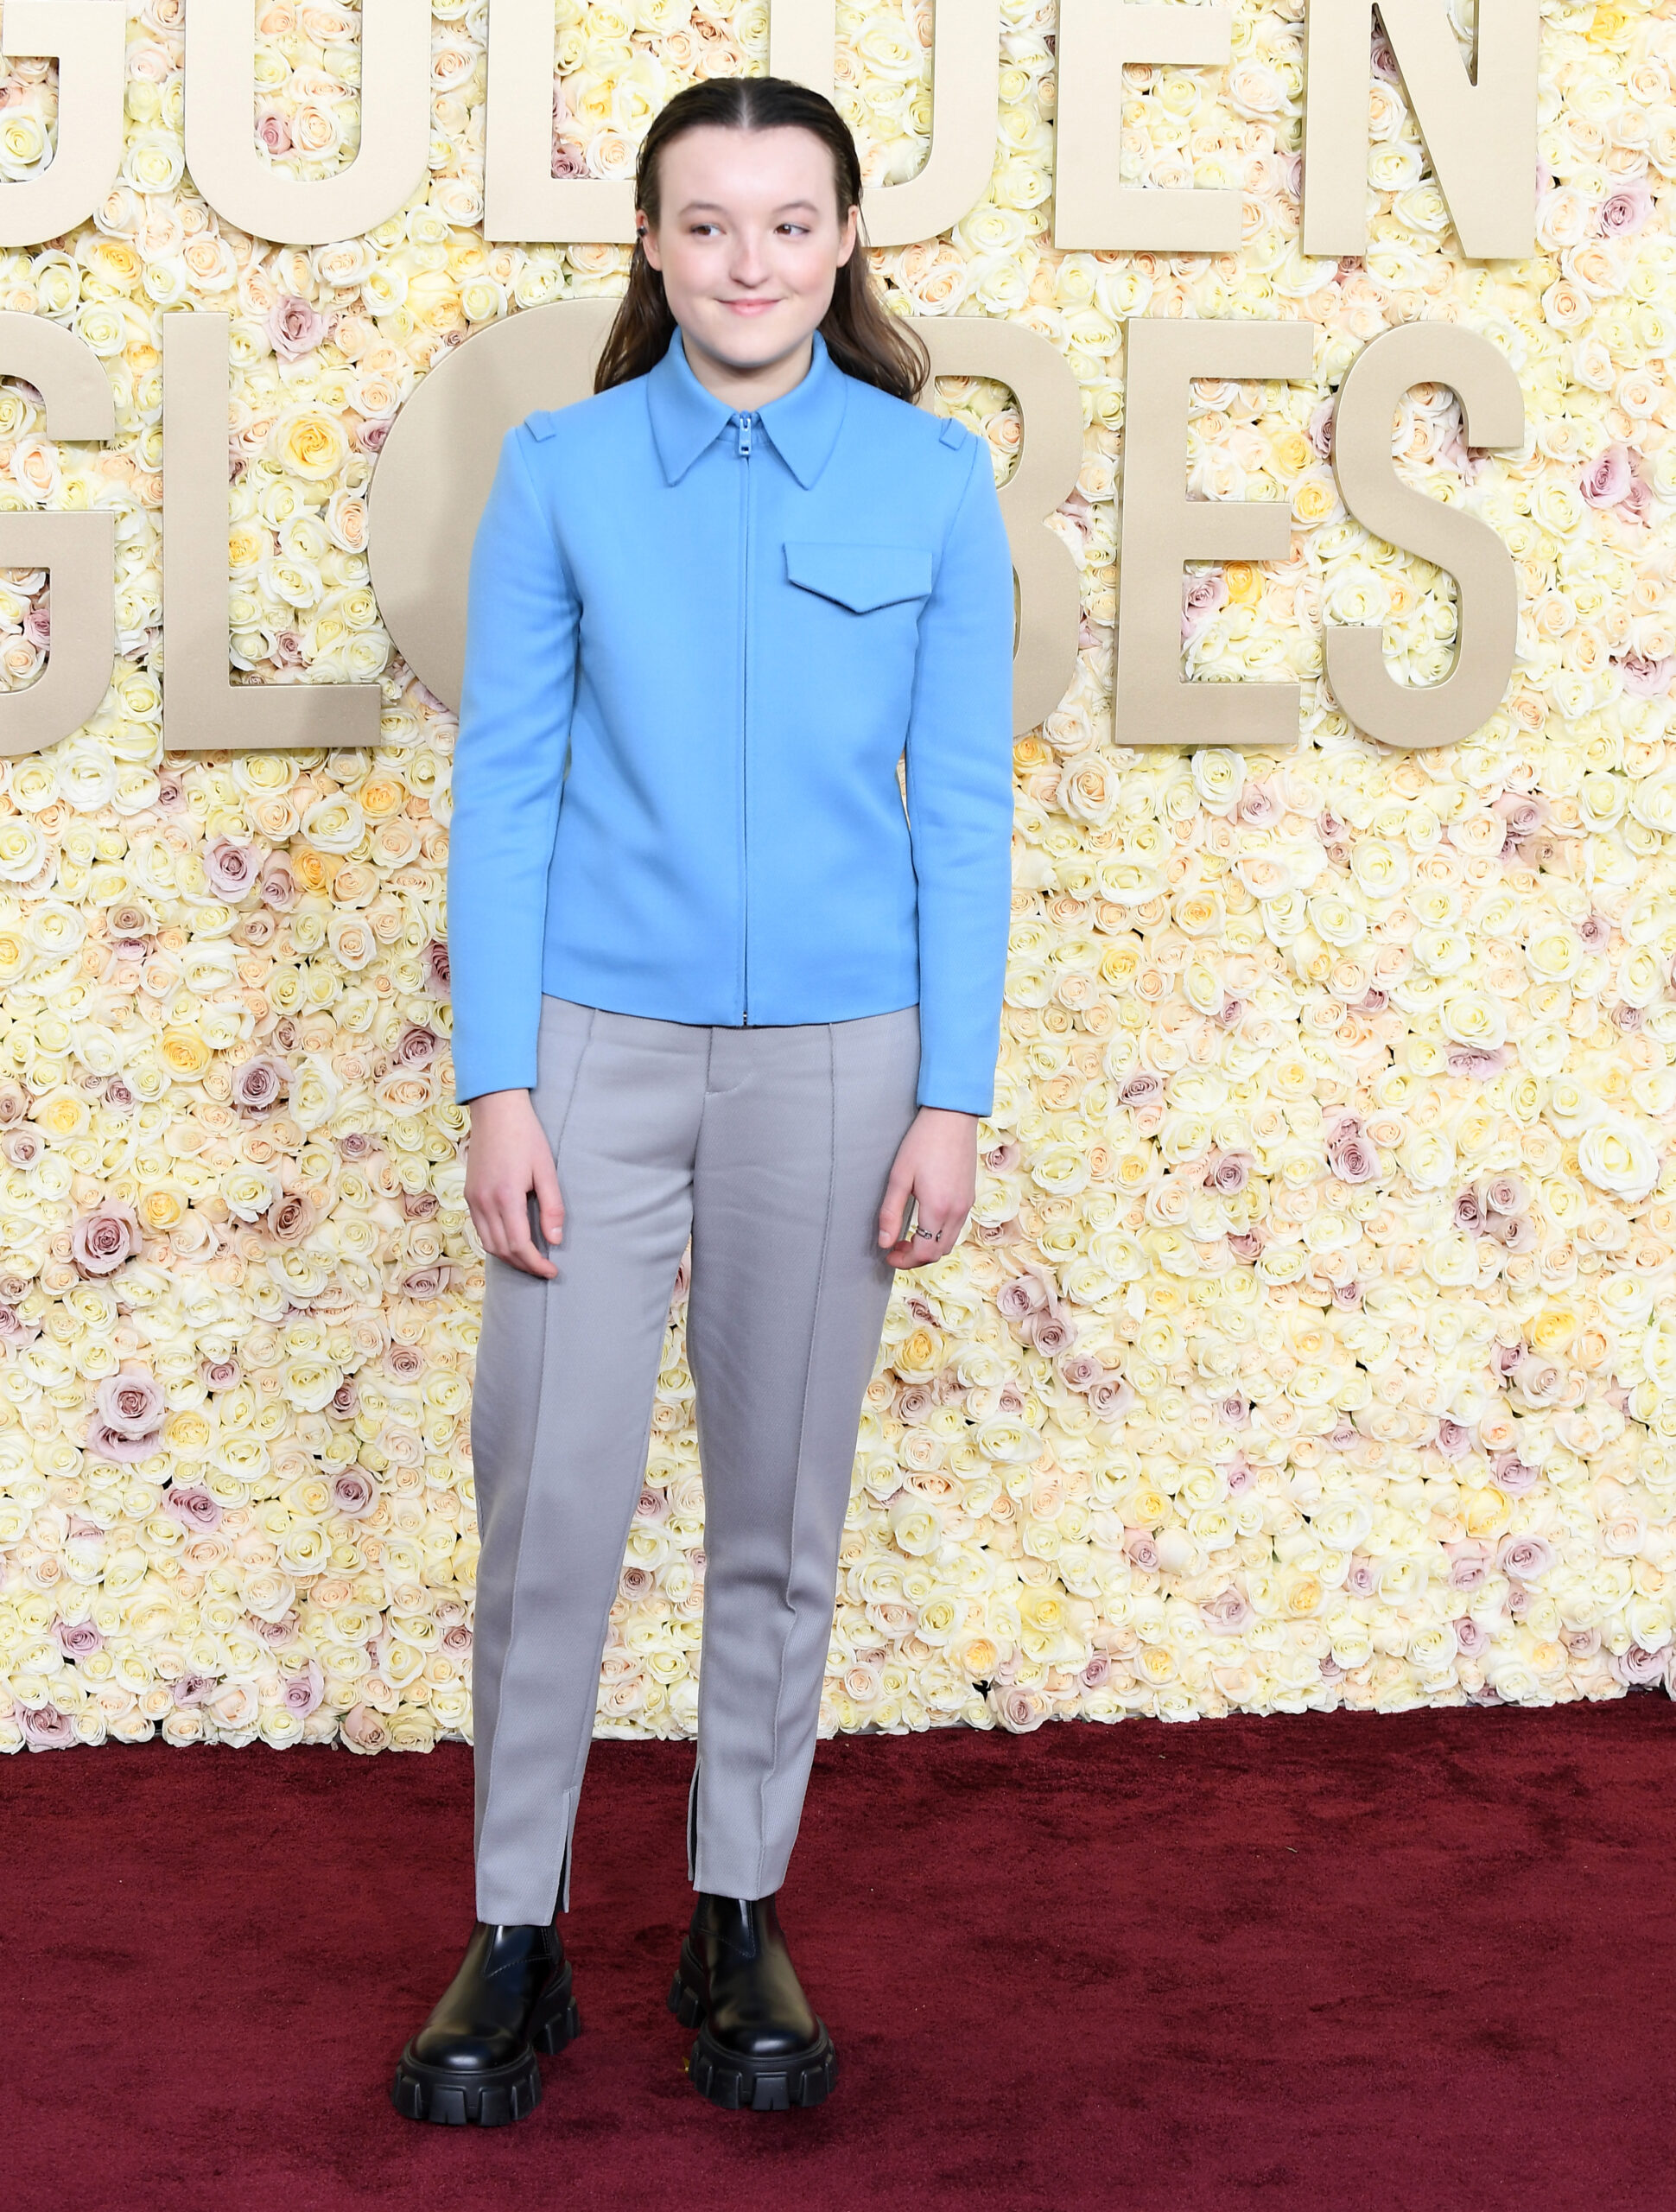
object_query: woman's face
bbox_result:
[639,124,858,382]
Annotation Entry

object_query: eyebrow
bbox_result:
[677,200,822,216]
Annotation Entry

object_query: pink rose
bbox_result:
[258,851,300,909]
[423,939,450,996]
[1490,1453,1540,1495]
[165,1485,221,1531]
[282,1659,326,1715]
[1326,1116,1379,1184]
[1580,444,1636,507]
[267,1192,314,1244]
[1203,1151,1252,1195]
[232,1058,289,1113]
[1124,1527,1159,1573]
[87,1370,165,1461]
[1445,1046,1507,1077]
[993,1685,1048,1733]
[1433,1418,1472,1456]
[330,1469,377,1519]
[72,1200,138,1276]
[1201,1585,1252,1637]
[1344,1555,1379,1599]
[172,1674,217,1707]
[1228,1230,1265,1262]
[1057,1349,1107,1393]
[1453,1616,1489,1656]
[1446,1541,1491,1590]
[1496,1533,1553,1581]
[1611,1643,1665,1687]
[255,107,291,155]
[268,294,333,360]
[1117,1071,1164,1109]
[54,1618,103,1659]
[204,836,260,900]
[343,1704,392,1752]
[1617,651,1673,698]
[997,1274,1049,1321]
[392,1024,438,1070]
[1086,1375,1134,1421]
[1600,181,1652,238]
[17,1700,74,1749]
[1486,1175,1526,1216]
[1025,1307,1076,1356]
[1182,569,1228,643]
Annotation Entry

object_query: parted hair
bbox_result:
[593,75,930,404]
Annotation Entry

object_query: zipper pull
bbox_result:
[734,410,753,456]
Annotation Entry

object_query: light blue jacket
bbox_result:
[446,322,1016,1115]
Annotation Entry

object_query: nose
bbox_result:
[728,228,771,288]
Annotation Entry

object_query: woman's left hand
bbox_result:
[878,1107,981,1268]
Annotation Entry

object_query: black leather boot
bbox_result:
[668,1892,837,2111]
[391,1920,580,2126]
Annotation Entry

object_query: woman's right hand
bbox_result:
[463,1089,565,1279]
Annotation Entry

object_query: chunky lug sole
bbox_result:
[390,1961,581,2126]
[668,1940,837,2113]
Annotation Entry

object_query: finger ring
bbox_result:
[913,1225,938,1240]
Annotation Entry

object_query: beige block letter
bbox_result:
[1327,322,1523,749]
[486,0,1000,250]
[184,0,429,247]
[162,311,379,750]
[1302,0,1538,261]
[0,312,116,759]
[912,319,1082,736]
[1115,319,1314,750]
[1053,3,1240,253]
[368,305,1080,739]
[0,0,124,249]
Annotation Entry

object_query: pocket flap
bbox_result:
[784,540,934,612]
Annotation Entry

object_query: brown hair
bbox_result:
[593,76,930,404]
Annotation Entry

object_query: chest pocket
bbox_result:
[784,541,934,613]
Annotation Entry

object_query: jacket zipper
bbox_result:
[734,408,754,1024]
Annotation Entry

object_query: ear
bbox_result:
[836,200,859,266]
[637,212,660,270]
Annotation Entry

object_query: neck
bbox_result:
[677,326,816,413]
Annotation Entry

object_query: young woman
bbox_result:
[391,74,1016,2126]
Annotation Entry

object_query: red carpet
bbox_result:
[3,1700,1674,2212]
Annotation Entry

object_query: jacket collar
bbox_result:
[646,325,846,489]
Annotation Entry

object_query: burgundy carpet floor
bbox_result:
[3,1700,1674,2212]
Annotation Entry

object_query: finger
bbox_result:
[530,1147,565,1246]
[884,1215,943,1268]
[493,1189,557,1280]
[877,1169,915,1249]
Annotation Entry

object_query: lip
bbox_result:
[721,299,778,315]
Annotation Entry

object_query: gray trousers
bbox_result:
[468,994,921,1923]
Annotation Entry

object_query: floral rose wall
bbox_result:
[3,0,1675,1756]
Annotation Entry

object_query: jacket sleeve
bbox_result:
[901,432,1017,1116]
[445,422,580,1105]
